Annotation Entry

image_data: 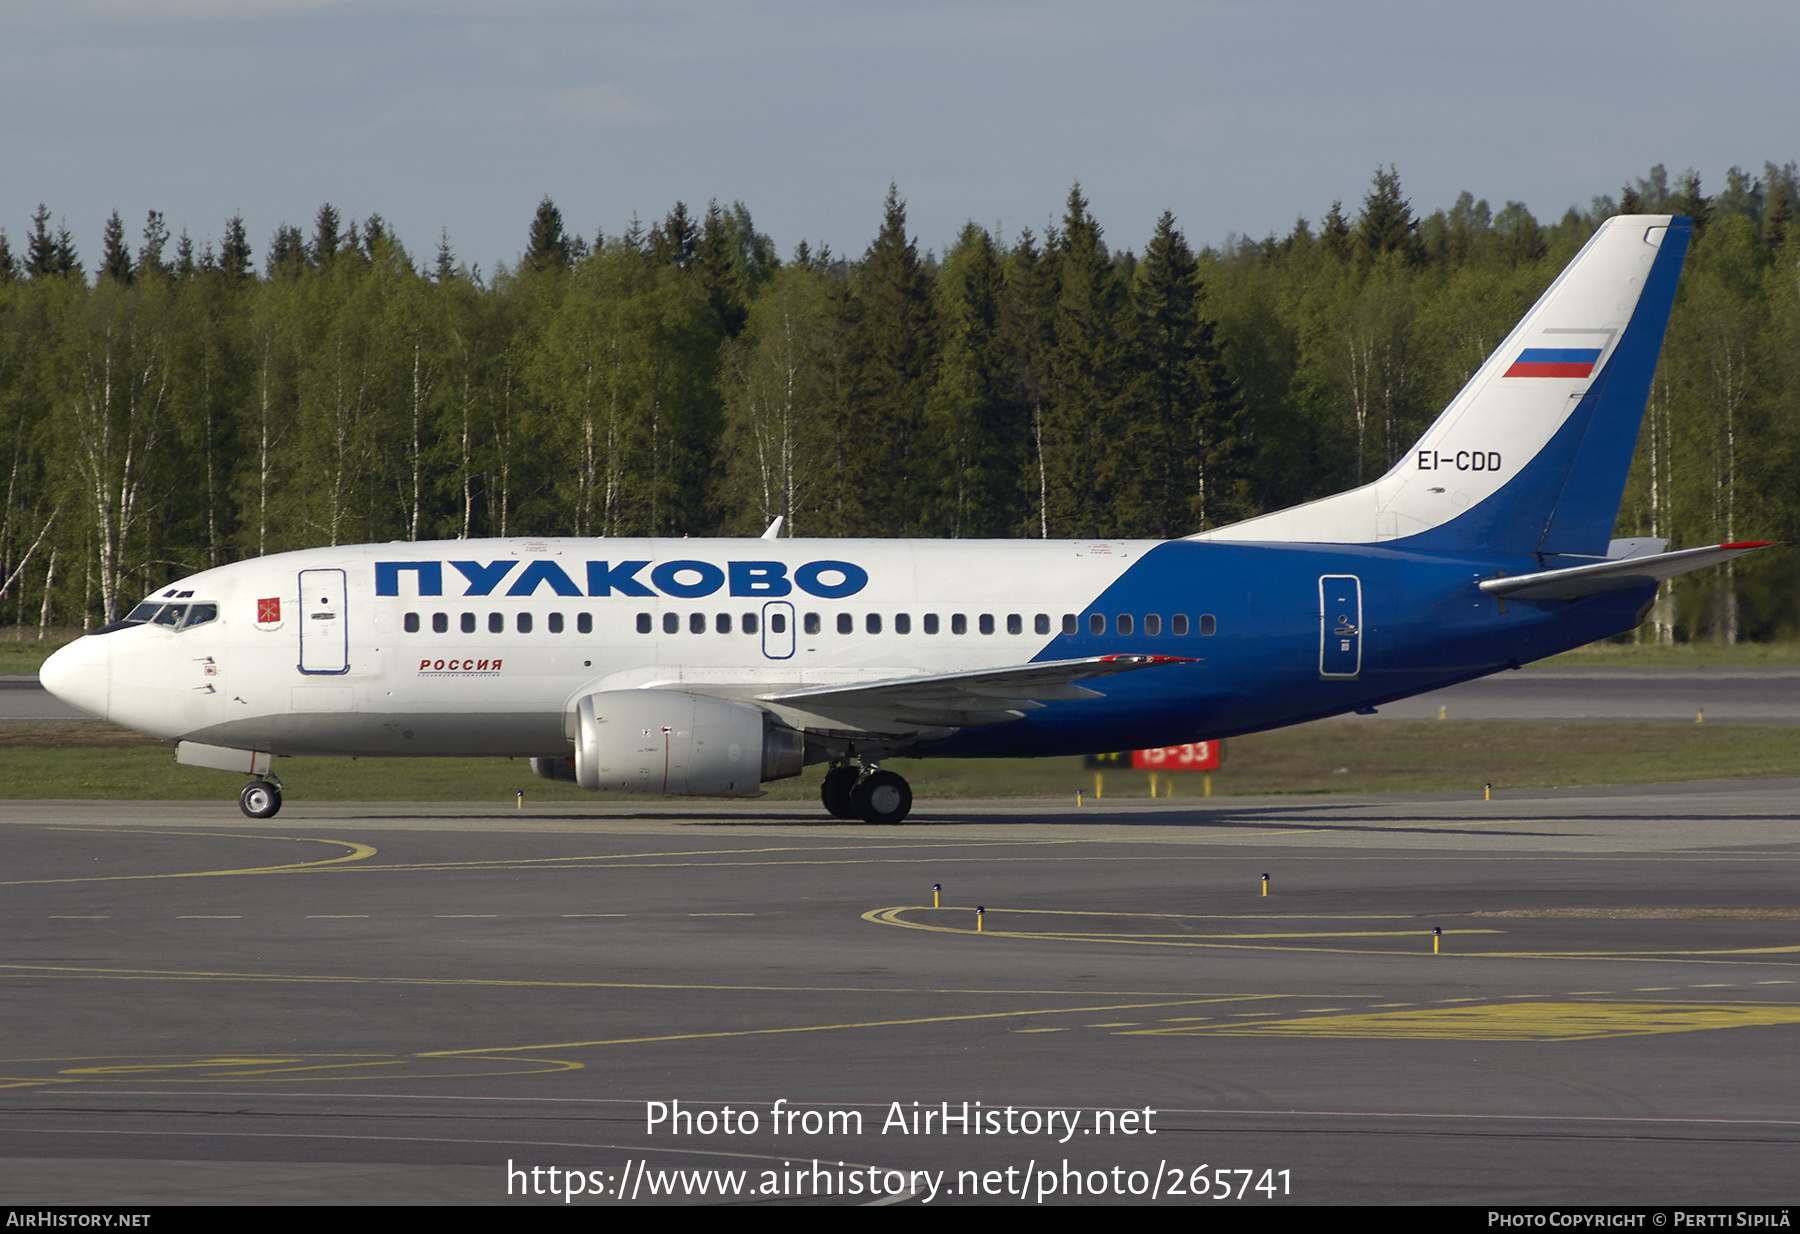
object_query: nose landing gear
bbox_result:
[239,776,283,819]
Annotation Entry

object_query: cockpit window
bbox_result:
[126,602,162,623]
[183,603,218,629]
[153,604,188,628]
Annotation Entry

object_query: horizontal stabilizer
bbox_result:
[1479,542,1776,601]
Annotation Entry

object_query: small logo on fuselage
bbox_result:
[419,658,503,676]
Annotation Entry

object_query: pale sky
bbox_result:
[7,1,1796,274]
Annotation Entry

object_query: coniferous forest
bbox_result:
[0,164,1795,640]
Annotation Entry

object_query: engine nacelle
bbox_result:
[571,690,804,797]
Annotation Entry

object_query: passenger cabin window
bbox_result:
[1172,614,1189,636]
[743,613,759,634]
[866,613,882,635]
[516,612,532,634]
[1144,613,1161,636]
[1118,614,1134,635]
[1007,614,1022,635]
[716,613,732,634]
[978,614,994,635]
[1089,613,1105,636]
[461,612,476,634]
[577,613,593,634]
[637,613,653,634]
[769,612,786,634]
[549,612,564,634]
[951,614,967,635]
[488,612,503,633]
[1200,613,1218,636]
[1063,614,1078,636]
[804,613,821,635]
[432,613,448,634]
[663,613,679,634]
[923,614,939,634]
[836,613,853,635]
[895,613,911,634]
[689,613,705,634]
[1035,614,1050,635]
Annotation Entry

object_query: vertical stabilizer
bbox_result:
[1197,215,1691,554]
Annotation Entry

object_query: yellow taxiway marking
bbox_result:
[863,906,1499,949]
[0,961,1275,1002]
[1133,1002,1800,1042]
[426,996,1272,1057]
[8,831,376,886]
[0,1051,584,1088]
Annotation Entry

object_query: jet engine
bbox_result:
[565,690,803,797]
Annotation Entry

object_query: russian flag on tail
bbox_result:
[1505,347,1602,378]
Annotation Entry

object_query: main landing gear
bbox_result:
[239,775,283,819]
[820,762,913,825]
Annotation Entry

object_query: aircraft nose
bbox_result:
[39,635,111,719]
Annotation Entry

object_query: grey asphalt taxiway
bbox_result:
[1,782,1797,1206]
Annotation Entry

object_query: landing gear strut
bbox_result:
[819,761,912,824]
[240,776,282,819]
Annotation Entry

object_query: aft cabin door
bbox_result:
[298,569,349,674]
[1319,575,1362,679]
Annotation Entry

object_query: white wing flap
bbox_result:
[756,654,1195,731]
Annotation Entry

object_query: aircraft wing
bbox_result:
[756,654,1196,732]
[1480,542,1776,602]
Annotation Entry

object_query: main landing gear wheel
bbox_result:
[821,766,860,819]
[851,770,912,825]
[240,779,282,819]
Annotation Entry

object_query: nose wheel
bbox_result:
[240,778,282,819]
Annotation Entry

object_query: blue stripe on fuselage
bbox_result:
[917,539,1653,759]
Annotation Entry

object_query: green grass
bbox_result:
[0,635,76,674]
[2,721,1793,804]
[1537,640,1800,669]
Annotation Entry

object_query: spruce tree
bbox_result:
[847,185,937,533]
[522,197,569,274]
[312,203,342,265]
[138,210,170,279]
[219,216,253,281]
[25,205,56,279]
[648,202,697,271]
[101,210,134,283]
[1356,166,1419,262]
[266,224,306,279]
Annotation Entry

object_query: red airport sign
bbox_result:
[1129,742,1220,771]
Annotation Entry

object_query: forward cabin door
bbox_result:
[1318,574,1363,679]
[298,569,350,674]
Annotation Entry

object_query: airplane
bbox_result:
[39,213,1773,823]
